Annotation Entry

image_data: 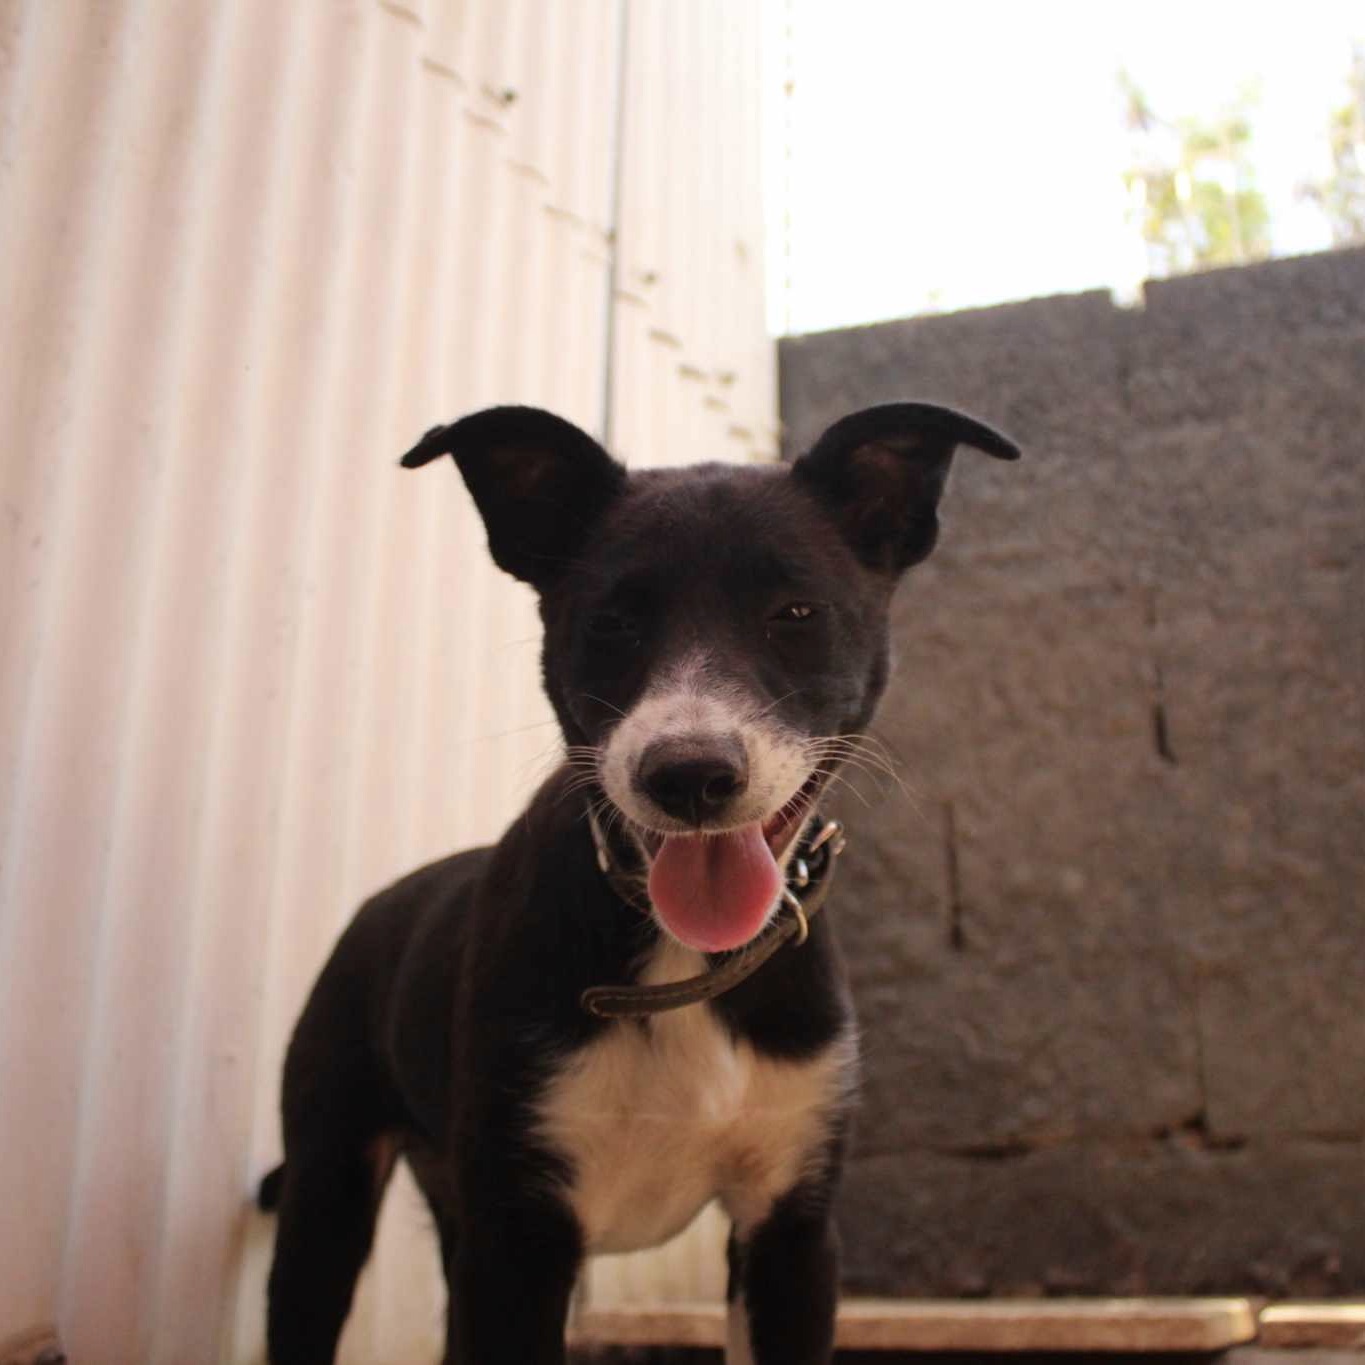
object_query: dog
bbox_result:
[259,401,1019,1363]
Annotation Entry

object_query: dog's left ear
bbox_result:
[401,405,627,590]
[791,402,1020,574]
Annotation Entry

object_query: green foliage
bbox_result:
[1299,46,1365,246]
[1120,73,1271,277]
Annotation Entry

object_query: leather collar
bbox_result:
[580,810,846,1019]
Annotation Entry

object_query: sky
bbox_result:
[767,0,1364,334]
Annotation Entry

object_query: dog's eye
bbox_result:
[772,602,818,623]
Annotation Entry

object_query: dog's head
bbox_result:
[403,403,1018,952]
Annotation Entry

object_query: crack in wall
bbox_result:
[943,799,965,951]
[1146,590,1178,765]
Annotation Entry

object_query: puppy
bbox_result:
[261,402,1019,1364]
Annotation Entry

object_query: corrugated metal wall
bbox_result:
[0,1,774,1360]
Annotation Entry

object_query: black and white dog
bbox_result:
[261,402,1019,1363]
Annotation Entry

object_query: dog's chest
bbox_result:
[536,944,850,1254]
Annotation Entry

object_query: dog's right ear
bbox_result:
[401,405,627,590]
[791,401,1020,575]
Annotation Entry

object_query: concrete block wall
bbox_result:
[779,247,1365,1296]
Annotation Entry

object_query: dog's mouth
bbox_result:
[630,772,824,955]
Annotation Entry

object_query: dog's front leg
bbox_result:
[444,1195,582,1364]
[726,1188,839,1365]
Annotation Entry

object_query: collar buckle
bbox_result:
[582,806,848,1018]
[807,818,846,857]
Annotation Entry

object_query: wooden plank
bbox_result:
[1260,1303,1365,1349]
[834,1299,1258,1352]
[568,1297,1259,1353]
[570,1305,726,1349]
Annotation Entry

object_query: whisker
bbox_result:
[801,731,924,813]
[751,689,800,721]
[804,748,897,787]
[579,692,626,718]
[478,718,565,742]
[808,766,873,810]
[806,736,900,773]
[813,733,908,780]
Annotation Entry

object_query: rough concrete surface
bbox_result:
[839,1143,1365,1298]
[780,247,1365,1293]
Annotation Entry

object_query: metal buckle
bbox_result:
[781,886,810,945]
[808,818,846,858]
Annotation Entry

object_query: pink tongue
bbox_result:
[647,824,782,953]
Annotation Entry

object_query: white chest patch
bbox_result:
[535,942,856,1255]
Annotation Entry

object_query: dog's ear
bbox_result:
[401,405,627,589]
[791,401,1020,574]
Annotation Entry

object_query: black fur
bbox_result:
[264,402,1018,1363]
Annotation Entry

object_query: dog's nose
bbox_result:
[637,737,749,826]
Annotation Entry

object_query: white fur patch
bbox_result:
[535,941,856,1255]
[599,653,811,837]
